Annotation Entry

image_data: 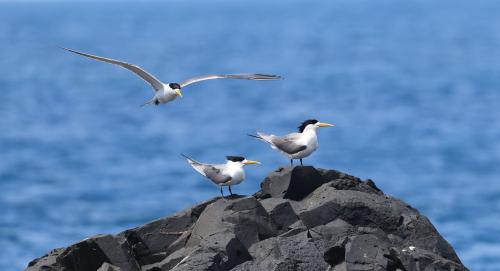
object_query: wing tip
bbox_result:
[58,46,77,53]
[254,73,283,80]
[247,133,263,139]
[227,73,283,80]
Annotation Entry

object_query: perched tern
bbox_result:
[249,119,334,166]
[61,47,282,106]
[182,154,260,197]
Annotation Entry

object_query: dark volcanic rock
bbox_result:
[25,167,468,271]
[256,166,328,200]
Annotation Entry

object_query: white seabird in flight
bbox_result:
[249,119,334,166]
[182,154,260,197]
[61,47,282,106]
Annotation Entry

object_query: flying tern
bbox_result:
[61,47,281,106]
[182,154,260,197]
[249,119,334,166]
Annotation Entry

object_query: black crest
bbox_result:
[298,119,319,132]
[169,83,181,89]
[226,156,245,162]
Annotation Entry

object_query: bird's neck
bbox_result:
[300,127,318,144]
[302,126,318,136]
[162,83,175,92]
[225,162,245,178]
[226,161,244,168]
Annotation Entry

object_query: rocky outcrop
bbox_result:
[25,166,468,271]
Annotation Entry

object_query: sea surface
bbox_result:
[1,0,499,270]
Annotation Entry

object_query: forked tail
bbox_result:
[140,99,155,107]
[181,153,198,164]
[181,154,207,177]
[248,132,273,145]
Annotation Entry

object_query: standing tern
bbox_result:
[61,47,282,106]
[182,154,260,197]
[249,119,334,166]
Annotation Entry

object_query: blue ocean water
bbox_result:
[1,0,499,270]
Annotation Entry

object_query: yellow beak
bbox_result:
[174,89,183,97]
[318,122,335,127]
[243,160,261,165]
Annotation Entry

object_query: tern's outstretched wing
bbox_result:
[182,154,231,184]
[179,73,281,88]
[254,132,306,155]
[61,47,164,91]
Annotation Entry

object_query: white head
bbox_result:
[298,119,335,133]
[168,83,183,97]
[226,156,261,166]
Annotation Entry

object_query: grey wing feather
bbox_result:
[270,133,307,154]
[182,154,231,184]
[61,47,164,91]
[179,73,281,88]
[203,165,232,184]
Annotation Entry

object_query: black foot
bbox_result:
[290,159,294,167]
[300,159,303,166]
[229,186,233,195]
[154,100,159,105]
[220,187,224,198]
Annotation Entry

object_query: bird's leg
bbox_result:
[290,159,293,167]
[154,100,159,105]
[300,159,303,166]
[229,186,233,195]
[220,187,224,198]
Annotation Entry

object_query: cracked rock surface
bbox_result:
[25,166,468,271]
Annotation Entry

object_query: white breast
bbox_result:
[155,85,178,104]
[291,130,318,159]
[223,163,245,185]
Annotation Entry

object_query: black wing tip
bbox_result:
[59,46,84,56]
[247,133,262,139]
[253,74,283,80]
[58,46,74,52]
[58,46,74,54]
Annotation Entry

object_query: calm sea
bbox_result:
[1,0,499,270]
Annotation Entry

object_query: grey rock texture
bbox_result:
[25,167,468,271]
